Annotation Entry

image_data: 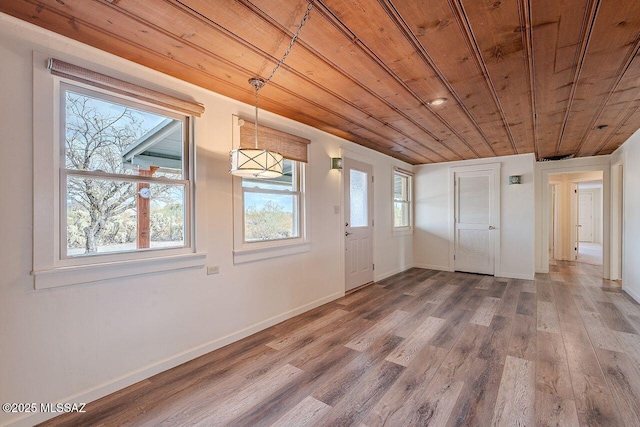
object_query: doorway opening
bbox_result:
[548,171,604,271]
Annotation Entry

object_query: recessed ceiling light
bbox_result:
[594,124,609,130]
[428,97,448,106]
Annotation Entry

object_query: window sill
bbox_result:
[233,242,311,264]
[32,252,207,289]
[392,228,414,237]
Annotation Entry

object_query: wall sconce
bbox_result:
[331,157,343,170]
[509,175,522,185]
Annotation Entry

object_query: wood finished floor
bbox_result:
[40,261,640,426]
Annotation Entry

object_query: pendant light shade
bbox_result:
[229,148,284,178]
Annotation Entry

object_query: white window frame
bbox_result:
[393,168,414,235]
[232,159,310,264]
[32,53,205,289]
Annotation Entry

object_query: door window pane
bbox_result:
[350,169,368,227]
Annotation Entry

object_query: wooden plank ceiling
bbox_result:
[3,0,640,164]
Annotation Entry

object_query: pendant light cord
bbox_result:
[261,0,314,88]
[250,0,314,150]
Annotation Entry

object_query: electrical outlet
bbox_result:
[207,265,220,275]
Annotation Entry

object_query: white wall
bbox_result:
[413,153,535,280]
[0,14,413,426]
[612,130,640,303]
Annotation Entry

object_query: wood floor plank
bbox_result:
[385,316,446,366]
[478,315,513,363]
[490,355,536,427]
[192,364,303,426]
[606,292,640,317]
[438,324,488,381]
[573,293,598,313]
[445,358,504,427]
[561,321,625,426]
[521,280,536,293]
[537,301,561,334]
[508,313,537,361]
[345,310,409,352]
[580,310,625,353]
[553,288,583,325]
[535,391,580,427]
[314,361,405,426]
[537,282,555,303]
[312,334,402,407]
[494,280,522,318]
[470,296,501,326]
[595,301,638,334]
[615,331,640,366]
[267,309,350,350]
[595,348,640,426]
[429,308,475,350]
[537,330,574,399]
[270,396,330,427]
[516,291,536,317]
[362,344,449,426]
[396,372,464,426]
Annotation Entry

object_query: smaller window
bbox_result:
[393,170,413,229]
[241,159,302,243]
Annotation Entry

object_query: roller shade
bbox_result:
[48,58,204,117]
[240,120,310,163]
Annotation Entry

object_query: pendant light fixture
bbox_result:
[230,1,314,178]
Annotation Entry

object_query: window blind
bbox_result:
[239,120,311,163]
[48,58,205,117]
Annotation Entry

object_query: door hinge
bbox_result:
[454,254,456,260]
[372,219,375,226]
[372,175,374,183]
[373,263,375,271]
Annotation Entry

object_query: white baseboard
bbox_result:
[623,286,640,304]
[413,263,453,272]
[375,265,413,281]
[497,272,535,280]
[4,291,343,427]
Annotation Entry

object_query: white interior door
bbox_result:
[454,169,498,275]
[579,192,593,242]
[344,158,374,291]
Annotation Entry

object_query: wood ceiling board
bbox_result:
[555,0,640,156]
[177,0,458,162]
[321,0,500,159]
[381,0,514,158]
[457,0,536,156]
[597,104,640,155]
[383,0,504,159]
[575,42,640,157]
[2,0,640,163]
[245,0,480,160]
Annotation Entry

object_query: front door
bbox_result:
[344,157,374,291]
[454,168,498,275]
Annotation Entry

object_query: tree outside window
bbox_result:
[62,85,190,256]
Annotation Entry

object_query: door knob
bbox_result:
[345,231,353,236]
[488,225,495,230]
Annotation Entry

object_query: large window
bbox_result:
[62,84,190,257]
[32,56,204,289]
[393,170,413,229]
